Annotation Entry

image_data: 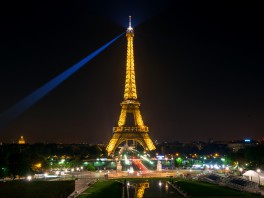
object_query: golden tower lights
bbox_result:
[106,16,156,156]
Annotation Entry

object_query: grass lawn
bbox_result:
[0,180,74,198]
[175,180,261,197]
[78,180,122,198]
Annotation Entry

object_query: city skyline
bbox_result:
[0,1,263,143]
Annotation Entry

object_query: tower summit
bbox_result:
[106,17,156,156]
[127,15,133,32]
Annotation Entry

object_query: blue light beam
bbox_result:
[0,33,124,129]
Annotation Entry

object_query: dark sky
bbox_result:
[0,1,263,144]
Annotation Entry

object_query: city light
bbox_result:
[128,167,134,174]
[27,176,32,181]
[139,154,154,165]
[124,154,130,165]
[165,183,169,191]
[157,155,164,160]
[58,159,65,164]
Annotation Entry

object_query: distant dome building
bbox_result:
[18,136,26,144]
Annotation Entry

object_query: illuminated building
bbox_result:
[227,139,259,152]
[18,136,26,144]
[106,16,156,156]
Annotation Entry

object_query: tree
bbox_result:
[0,152,9,178]
[86,163,96,171]
[8,153,31,178]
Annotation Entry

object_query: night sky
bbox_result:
[0,1,263,144]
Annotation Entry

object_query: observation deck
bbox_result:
[113,126,149,133]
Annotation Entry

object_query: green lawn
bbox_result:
[175,180,261,197]
[78,180,122,198]
[0,180,74,198]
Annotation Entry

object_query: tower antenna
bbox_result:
[127,16,133,31]
[129,16,132,28]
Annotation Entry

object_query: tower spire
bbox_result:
[128,16,132,30]
[124,15,137,100]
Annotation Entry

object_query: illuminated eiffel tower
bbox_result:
[106,16,156,156]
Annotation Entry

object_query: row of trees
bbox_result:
[156,142,264,170]
[1,142,264,178]
[0,143,105,178]
[227,145,264,169]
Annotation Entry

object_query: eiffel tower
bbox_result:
[106,16,156,156]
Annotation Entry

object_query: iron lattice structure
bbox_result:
[106,17,156,156]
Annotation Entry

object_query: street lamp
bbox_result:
[257,169,261,187]
[225,167,229,175]
[239,168,243,176]
[27,176,32,181]
[115,158,118,174]
[44,173,48,180]
[71,168,74,179]
[80,166,83,178]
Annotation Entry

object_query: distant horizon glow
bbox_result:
[0,33,124,130]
